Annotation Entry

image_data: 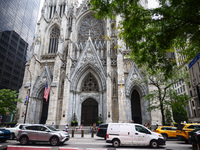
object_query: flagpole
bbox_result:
[24,69,32,124]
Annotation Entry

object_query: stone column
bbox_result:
[117,51,127,123]
[46,44,63,125]
[59,41,72,125]
[106,41,112,123]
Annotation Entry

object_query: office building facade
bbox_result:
[0,0,40,91]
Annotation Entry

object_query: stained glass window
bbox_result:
[82,73,99,92]
[78,14,104,45]
[48,26,60,53]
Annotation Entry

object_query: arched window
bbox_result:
[78,14,104,46]
[48,26,60,53]
[82,73,99,92]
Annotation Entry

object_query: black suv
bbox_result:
[96,123,108,139]
[188,128,200,145]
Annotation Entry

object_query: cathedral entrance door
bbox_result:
[39,98,49,124]
[81,98,98,126]
[131,89,142,124]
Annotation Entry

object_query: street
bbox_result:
[0,134,193,150]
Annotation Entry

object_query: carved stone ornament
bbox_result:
[81,46,97,66]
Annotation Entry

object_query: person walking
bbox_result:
[65,124,69,132]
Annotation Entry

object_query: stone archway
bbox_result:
[81,98,98,126]
[33,88,50,124]
[131,89,142,124]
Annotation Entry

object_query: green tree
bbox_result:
[90,0,200,78]
[0,89,21,122]
[170,90,189,123]
[141,66,189,125]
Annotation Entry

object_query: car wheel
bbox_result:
[112,139,120,148]
[20,136,29,145]
[50,136,59,146]
[162,134,168,141]
[10,133,15,140]
[150,140,158,148]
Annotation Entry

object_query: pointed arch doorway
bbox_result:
[131,89,142,124]
[35,88,50,124]
[81,98,98,126]
[39,98,49,124]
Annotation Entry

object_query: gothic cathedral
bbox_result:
[17,0,152,127]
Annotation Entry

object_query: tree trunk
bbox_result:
[160,102,165,125]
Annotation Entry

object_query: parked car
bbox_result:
[96,123,108,139]
[5,124,26,139]
[106,123,165,148]
[176,123,200,143]
[17,124,70,146]
[154,126,177,140]
[188,128,200,144]
[0,128,11,142]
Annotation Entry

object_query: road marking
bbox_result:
[7,146,107,150]
[7,145,51,150]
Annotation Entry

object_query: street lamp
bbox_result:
[24,68,32,124]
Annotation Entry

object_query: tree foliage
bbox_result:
[170,90,189,123]
[0,89,21,116]
[140,66,189,125]
[90,0,200,78]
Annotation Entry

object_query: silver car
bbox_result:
[17,124,70,146]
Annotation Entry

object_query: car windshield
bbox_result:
[46,126,58,131]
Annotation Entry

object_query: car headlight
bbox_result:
[59,133,68,138]
[0,131,3,134]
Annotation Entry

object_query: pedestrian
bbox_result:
[52,122,55,128]
[92,123,97,133]
[65,124,69,132]
[156,120,158,127]
[147,123,151,130]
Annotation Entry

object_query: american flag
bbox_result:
[43,82,50,102]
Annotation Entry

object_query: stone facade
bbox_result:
[17,0,152,127]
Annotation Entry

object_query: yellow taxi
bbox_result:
[154,126,177,140]
[176,123,200,143]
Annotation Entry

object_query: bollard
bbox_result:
[81,130,84,137]
[91,129,94,138]
[72,129,74,138]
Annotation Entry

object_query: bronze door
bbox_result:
[81,98,98,126]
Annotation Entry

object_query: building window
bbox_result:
[197,62,200,71]
[194,110,197,117]
[183,85,185,92]
[82,73,99,92]
[192,101,195,107]
[48,26,60,53]
[49,6,53,19]
[198,109,200,116]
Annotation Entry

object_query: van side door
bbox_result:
[134,125,151,146]
[119,124,133,145]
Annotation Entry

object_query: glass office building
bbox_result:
[0,0,40,91]
[0,0,40,52]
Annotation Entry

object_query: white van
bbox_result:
[106,123,165,148]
